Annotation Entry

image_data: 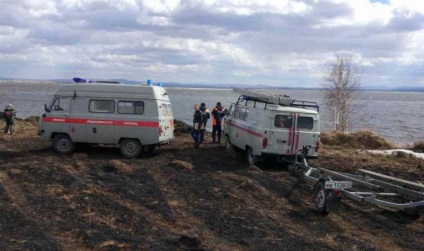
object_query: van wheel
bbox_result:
[247,146,258,166]
[120,139,142,158]
[53,134,75,154]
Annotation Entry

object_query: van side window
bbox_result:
[51,97,70,111]
[89,100,115,113]
[167,104,173,116]
[234,106,240,118]
[118,101,144,114]
[274,115,293,129]
[161,103,168,115]
[297,116,314,130]
[238,107,249,121]
[229,105,234,116]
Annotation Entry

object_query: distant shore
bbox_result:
[1,79,423,93]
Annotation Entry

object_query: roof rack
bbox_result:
[234,88,291,106]
[233,88,319,112]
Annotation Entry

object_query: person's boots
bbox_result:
[217,137,221,144]
[212,137,216,143]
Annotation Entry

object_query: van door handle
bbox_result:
[92,128,97,133]
[277,139,287,144]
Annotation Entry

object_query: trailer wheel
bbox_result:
[120,139,142,158]
[314,181,329,213]
[247,146,258,166]
[53,134,75,154]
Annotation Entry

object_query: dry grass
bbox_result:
[321,129,395,150]
[173,119,192,134]
[412,141,424,153]
[170,160,194,170]
[1,118,424,250]
[316,130,424,178]
[107,160,134,173]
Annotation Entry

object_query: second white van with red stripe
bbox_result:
[224,89,320,166]
[39,79,174,158]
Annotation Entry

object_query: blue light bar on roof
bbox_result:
[73,77,94,83]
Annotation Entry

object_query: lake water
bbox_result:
[1,82,423,146]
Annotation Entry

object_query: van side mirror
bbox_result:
[44,104,51,113]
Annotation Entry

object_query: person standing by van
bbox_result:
[198,103,210,145]
[211,102,224,143]
[191,104,203,147]
[3,104,16,134]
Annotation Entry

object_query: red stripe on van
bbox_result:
[286,128,292,155]
[226,121,263,138]
[294,130,300,154]
[43,117,159,127]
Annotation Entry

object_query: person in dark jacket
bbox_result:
[190,104,203,147]
[3,104,17,134]
[198,103,210,145]
[211,102,224,143]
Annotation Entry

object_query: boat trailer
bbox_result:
[289,146,424,215]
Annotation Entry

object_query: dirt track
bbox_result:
[0,120,423,251]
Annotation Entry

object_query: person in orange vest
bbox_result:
[211,102,224,143]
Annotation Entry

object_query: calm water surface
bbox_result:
[1,82,423,146]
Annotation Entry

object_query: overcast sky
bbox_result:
[1,0,423,87]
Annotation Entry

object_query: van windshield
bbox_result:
[51,97,70,111]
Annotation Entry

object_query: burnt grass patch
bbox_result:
[0,120,424,250]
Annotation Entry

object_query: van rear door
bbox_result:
[269,113,295,155]
[296,114,320,156]
[160,103,173,138]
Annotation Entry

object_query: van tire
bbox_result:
[247,146,258,166]
[120,139,142,158]
[53,134,75,154]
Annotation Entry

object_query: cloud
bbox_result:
[0,0,423,87]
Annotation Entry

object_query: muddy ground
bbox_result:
[0,119,423,251]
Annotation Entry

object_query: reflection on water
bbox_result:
[1,82,423,145]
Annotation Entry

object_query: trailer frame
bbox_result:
[289,146,424,214]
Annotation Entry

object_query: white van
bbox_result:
[38,78,174,158]
[224,89,320,166]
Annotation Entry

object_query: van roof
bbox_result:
[55,83,170,101]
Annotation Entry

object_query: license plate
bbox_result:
[325,181,352,190]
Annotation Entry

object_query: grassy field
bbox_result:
[0,117,423,250]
